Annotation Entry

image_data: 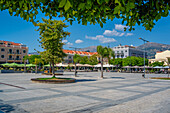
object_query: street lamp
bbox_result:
[69,47,81,77]
[139,38,149,78]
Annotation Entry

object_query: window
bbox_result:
[125,50,127,52]
[1,48,5,51]
[121,51,123,53]
[16,50,19,54]
[9,49,12,53]
[1,55,4,58]
[117,51,119,53]
[9,55,12,59]
[23,50,25,53]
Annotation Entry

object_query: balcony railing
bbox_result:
[0,44,28,48]
[8,52,22,54]
[7,58,21,60]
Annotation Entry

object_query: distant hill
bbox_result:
[136,42,170,59]
[28,52,40,55]
[80,42,170,59]
[80,46,97,52]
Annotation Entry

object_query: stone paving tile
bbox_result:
[0,72,169,113]
[86,83,122,88]
[95,89,170,113]
[17,96,100,113]
[82,89,141,101]
[51,85,100,93]
[117,85,159,93]
[0,89,60,101]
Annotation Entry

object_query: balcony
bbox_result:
[16,52,22,55]
[0,44,28,49]
[8,58,14,60]
[8,52,14,54]
[15,58,21,60]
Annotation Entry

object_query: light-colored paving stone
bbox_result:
[17,96,100,113]
[0,72,169,113]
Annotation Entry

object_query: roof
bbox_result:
[63,50,98,56]
[156,51,162,53]
[0,40,21,46]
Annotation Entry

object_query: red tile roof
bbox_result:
[63,50,97,56]
[0,40,21,46]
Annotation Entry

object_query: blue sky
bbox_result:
[0,10,170,52]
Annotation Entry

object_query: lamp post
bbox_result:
[139,38,149,78]
[69,47,81,77]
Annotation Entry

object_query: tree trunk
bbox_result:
[36,65,37,74]
[101,57,103,78]
[52,61,55,77]
[49,62,52,73]
[75,63,77,77]
[24,61,26,73]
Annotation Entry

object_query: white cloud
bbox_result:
[62,40,68,43]
[66,42,73,46]
[115,24,129,31]
[103,29,125,37]
[103,29,120,36]
[119,33,125,36]
[126,33,133,36]
[86,35,116,43]
[75,39,83,44]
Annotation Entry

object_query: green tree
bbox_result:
[108,48,115,64]
[97,46,110,78]
[80,56,89,64]
[112,58,123,67]
[88,54,98,65]
[1,1,169,31]
[33,58,43,73]
[123,56,148,66]
[28,55,41,64]
[150,61,164,67]
[37,18,69,77]
[73,54,81,76]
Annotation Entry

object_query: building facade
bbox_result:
[112,44,147,59]
[0,40,28,64]
[149,50,170,65]
[63,50,98,64]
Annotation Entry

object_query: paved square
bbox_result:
[0,72,169,113]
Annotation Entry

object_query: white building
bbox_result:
[149,50,170,65]
[112,44,147,59]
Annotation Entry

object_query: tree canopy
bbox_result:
[37,18,70,76]
[0,0,169,31]
[149,61,164,67]
[88,54,98,65]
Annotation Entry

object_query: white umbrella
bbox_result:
[153,66,163,68]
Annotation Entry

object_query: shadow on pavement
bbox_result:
[0,100,28,113]
[76,79,97,82]
[109,77,125,79]
[0,100,15,113]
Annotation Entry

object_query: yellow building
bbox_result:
[149,50,170,65]
[0,40,28,63]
